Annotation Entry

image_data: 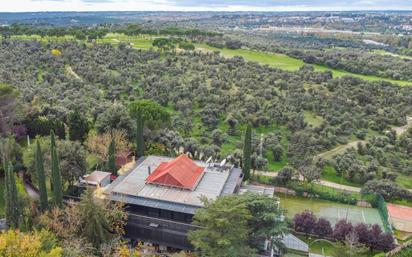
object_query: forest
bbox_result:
[1,36,411,194]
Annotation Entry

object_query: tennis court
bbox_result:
[387,203,412,232]
[277,194,384,228]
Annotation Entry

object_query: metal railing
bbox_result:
[127,212,201,232]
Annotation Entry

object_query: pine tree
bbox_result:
[135,111,144,158]
[68,109,89,142]
[79,189,111,247]
[242,124,252,181]
[35,141,48,212]
[4,163,21,228]
[107,138,117,175]
[50,131,63,207]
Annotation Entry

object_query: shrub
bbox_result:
[275,167,295,185]
[314,218,333,237]
[354,223,370,245]
[361,179,412,201]
[293,210,316,235]
[287,181,358,205]
[333,220,353,241]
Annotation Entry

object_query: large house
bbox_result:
[104,154,244,251]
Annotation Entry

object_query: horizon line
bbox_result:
[1,9,412,13]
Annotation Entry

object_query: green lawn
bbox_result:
[321,165,362,187]
[218,122,289,171]
[197,43,305,71]
[372,49,412,60]
[99,33,155,49]
[396,173,412,190]
[304,111,324,127]
[196,44,412,86]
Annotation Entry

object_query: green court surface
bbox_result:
[277,194,384,228]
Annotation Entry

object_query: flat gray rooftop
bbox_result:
[106,156,242,212]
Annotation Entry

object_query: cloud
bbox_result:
[169,0,412,9]
[1,0,412,12]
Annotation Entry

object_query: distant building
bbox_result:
[82,171,111,187]
[115,151,134,167]
[104,154,249,252]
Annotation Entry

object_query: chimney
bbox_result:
[148,166,151,175]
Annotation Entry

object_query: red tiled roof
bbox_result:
[146,154,204,190]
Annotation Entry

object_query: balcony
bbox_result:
[125,212,201,250]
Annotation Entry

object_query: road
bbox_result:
[257,171,361,193]
[24,181,39,199]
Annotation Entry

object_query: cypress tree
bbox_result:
[242,124,252,181]
[107,138,117,175]
[50,131,63,207]
[4,163,21,228]
[35,141,48,212]
[136,111,144,158]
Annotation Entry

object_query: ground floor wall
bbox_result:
[125,212,196,250]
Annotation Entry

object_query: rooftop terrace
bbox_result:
[105,156,242,214]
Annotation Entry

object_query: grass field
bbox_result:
[372,49,412,60]
[304,111,324,127]
[396,173,412,190]
[100,33,155,49]
[277,194,384,227]
[321,165,362,187]
[197,44,412,86]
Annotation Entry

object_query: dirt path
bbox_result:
[257,170,361,193]
[315,116,412,161]
[23,181,39,199]
[314,140,365,161]
[257,116,412,193]
[66,66,83,81]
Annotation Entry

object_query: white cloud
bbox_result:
[1,0,411,12]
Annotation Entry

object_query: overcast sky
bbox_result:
[1,0,412,12]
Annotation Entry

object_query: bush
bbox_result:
[292,210,396,252]
[293,211,316,235]
[287,181,359,205]
[225,39,242,49]
[275,167,294,185]
[333,220,353,241]
[314,218,333,237]
[361,179,412,201]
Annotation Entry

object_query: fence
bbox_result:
[377,194,393,233]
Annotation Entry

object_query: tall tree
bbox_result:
[4,163,21,228]
[50,131,63,208]
[239,192,288,251]
[68,109,89,142]
[128,99,170,130]
[79,189,111,248]
[0,83,19,136]
[188,195,255,257]
[242,124,252,180]
[35,140,48,212]
[129,99,171,158]
[107,138,116,175]
[135,111,144,158]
